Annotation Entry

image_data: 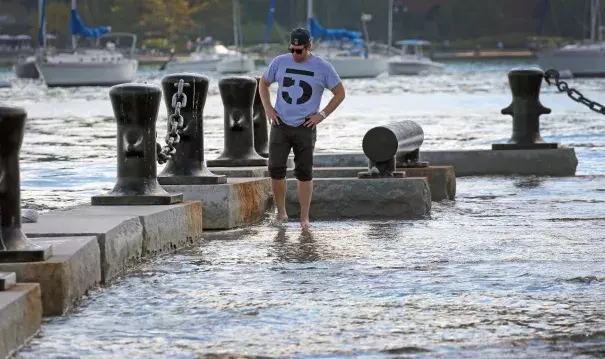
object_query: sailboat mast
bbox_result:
[597,0,602,41]
[71,0,77,50]
[307,0,313,29]
[232,0,239,49]
[388,0,393,54]
[39,0,46,50]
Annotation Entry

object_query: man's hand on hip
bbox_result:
[303,114,324,128]
[265,106,279,125]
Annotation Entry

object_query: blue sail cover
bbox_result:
[69,9,111,38]
[308,17,367,57]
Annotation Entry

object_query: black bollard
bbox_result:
[252,76,269,158]
[157,73,227,185]
[493,68,558,150]
[91,84,183,205]
[207,76,268,167]
[0,106,52,262]
[358,120,428,179]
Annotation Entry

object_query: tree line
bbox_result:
[0,0,598,51]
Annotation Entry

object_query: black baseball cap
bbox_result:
[290,28,311,46]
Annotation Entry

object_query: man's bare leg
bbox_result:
[272,178,288,221]
[297,180,313,229]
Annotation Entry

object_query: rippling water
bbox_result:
[2,60,605,358]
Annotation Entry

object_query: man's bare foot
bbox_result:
[277,212,289,221]
[300,219,310,230]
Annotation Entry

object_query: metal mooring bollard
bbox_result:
[252,76,269,158]
[91,84,183,205]
[0,106,52,262]
[493,68,558,150]
[358,120,428,179]
[157,73,227,185]
[207,76,268,167]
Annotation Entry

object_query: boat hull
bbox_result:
[164,59,220,73]
[216,57,255,74]
[36,59,139,87]
[13,59,40,79]
[536,48,605,77]
[326,57,387,79]
[388,59,444,76]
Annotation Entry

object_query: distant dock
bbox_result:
[432,49,536,61]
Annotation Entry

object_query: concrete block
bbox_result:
[23,214,143,284]
[0,237,101,316]
[313,148,578,177]
[313,153,367,167]
[399,166,456,201]
[286,178,431,220]
[419,148,577,177]
[0,273,16,291]
[163,178,273,230]
[0,283,42,359]
[23,202,203,283]
[208,166,455,201]
[55,202,203,257]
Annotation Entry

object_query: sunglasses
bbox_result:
[289,47,306,54]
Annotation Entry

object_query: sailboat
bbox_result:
[306,0,387,79]
[308,16,388,79]
[536,0,605,77]
[35,0,139,87]
[216,0,255,74]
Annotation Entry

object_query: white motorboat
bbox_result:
[217,0,256,74]
[164,40,237,73]
[36,0,139,87]
[536,0,605,77]
[387,40,444,76]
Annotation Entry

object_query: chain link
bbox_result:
[157,79,189,164]
[543,69,605,116]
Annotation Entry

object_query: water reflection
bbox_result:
[270,227,322,263]
[514,176,544,189]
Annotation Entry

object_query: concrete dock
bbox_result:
[210,165,456,201]
[0,281,42,359]
[286,178,431,219]
[312,148,578,177]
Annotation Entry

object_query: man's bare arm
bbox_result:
[321,82,346,118]
[259,76,278,123]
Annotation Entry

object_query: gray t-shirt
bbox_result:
[262,53,341,127]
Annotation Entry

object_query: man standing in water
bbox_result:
[259,28,346,230]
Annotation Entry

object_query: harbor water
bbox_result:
[1,60,605,358]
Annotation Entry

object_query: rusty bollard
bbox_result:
[207,76,268,167]
[91,84,183,205]
[358,120,428,179]
[493,68,558,150]
[0,106,52,262]
[253,76,269,158]
[157,73,227,185]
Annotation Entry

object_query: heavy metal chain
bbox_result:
[543,69,605,115]
[157,79,189,164]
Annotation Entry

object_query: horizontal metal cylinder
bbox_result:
[362,120,424,162]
